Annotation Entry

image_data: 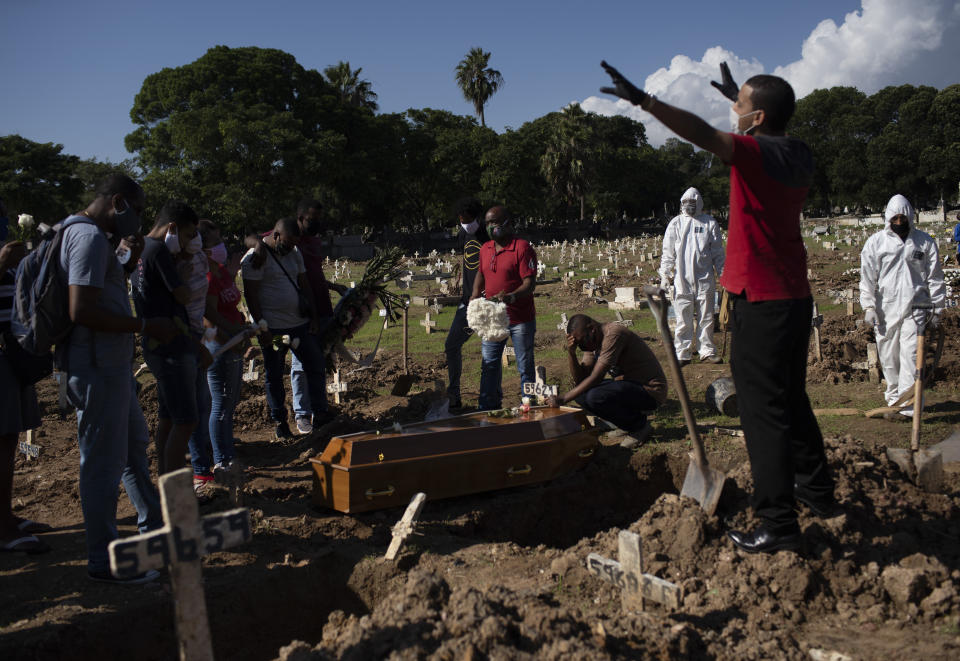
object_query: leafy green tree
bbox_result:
[0,135,83,223]
[789,87,869,214]
[922,84,960,206]
[455,48,503,128]
[481,118,553,219]
[542,104,595,221]
[323,61,379,111]
[126,46,336,233]
[395,108,496,229]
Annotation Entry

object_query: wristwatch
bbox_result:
[505,293,516,304]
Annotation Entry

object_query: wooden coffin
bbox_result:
[310,406,600,513]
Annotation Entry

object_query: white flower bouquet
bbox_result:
[466,298,510,342]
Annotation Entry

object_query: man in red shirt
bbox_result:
[601,61,834,554]
[470,206,537,410]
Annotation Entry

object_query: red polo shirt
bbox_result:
[478,237,537,324]
[720,133,813,301]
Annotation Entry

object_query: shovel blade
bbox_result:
[886,447,917,482]
[916,449,944,493]
[390,375,415,396]
[680,461,726,516]
[886,447,943,492]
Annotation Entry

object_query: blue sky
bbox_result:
[2,0,958,163]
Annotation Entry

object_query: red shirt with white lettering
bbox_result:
[721,133,813,301]
[207,262,244,325]
[478,237,537,324]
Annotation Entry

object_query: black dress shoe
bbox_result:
[727,526,800,554]
[795,493,838,518]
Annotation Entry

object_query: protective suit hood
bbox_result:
[883,194,914,231]
[680,188,703,216]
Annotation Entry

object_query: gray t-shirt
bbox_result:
[58,218,135,369]
[240,246,308,329]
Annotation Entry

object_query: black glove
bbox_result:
[600,60,649,107]
[710,62,739,102]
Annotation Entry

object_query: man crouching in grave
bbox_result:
[546,314,667,447]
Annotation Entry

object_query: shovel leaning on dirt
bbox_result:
[643,286,726,515]
[886,304,943,492]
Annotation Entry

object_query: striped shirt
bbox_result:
[0,268,14,332]
[176,252,209,335]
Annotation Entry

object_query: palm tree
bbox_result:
[455,48,503,127]
[542,104,594,221]
[323,61,379,111]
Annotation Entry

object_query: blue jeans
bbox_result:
[142,348,198,424]
[66,366,162,573]
[203,341,242,466]
[260,323,328,424]
[478,320,536,410]
[290,316,331,419]
[444,303,474,400]
[575,379,658,432]
[187,353,214,476]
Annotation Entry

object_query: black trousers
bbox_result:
[575,379,658,432]
[730,296,834,533]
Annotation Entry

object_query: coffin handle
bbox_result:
[506,464,532,477]
[365,486,396,499]
[577,447,595,458]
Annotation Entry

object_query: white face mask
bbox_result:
[184,233,202,254]
[681,202,697,216]
[460,219,480,234]
[164,229,181,254]
[730,108,760,135]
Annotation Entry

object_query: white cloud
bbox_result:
[774,0,960,96]
[581,0,960,147]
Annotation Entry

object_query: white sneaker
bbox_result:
[620,422,653,448]
[295,416,313,434]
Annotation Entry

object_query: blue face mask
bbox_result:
[114,199,142,237]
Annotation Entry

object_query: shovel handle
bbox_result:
[642,287,709,469]
[911,331,925,453]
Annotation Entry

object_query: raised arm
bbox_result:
[601,60,734,163]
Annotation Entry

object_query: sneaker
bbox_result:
[702,355,723,364]
[88,569,161,585]
[620,422,653,448]
[295,416,313,435]
[275,421,294,441]
[193,477,214,505]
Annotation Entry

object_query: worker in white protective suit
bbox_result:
[659,187,726,365]
[859,194,945,417]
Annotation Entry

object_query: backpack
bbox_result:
[6,215,96,383]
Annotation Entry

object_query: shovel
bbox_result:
[391,305,416,396]
[644,286,726,515]
[886,305,943,492]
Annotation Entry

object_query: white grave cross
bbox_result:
[326,369,349,404]
[385,492,427,561]
[18,429,42,460]
[586,530,681,612]
[108,468,251,661]
[420,312,437,334]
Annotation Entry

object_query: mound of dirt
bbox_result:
[273,435,960,661]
